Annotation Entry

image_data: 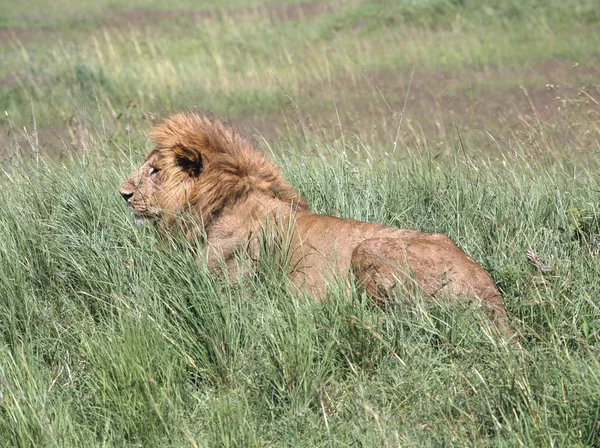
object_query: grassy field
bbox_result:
[1,0,600,446]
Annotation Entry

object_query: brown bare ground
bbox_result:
[107,2,333,27]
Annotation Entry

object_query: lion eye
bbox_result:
[149,166,160,176]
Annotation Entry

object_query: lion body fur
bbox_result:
[120,113,511,336]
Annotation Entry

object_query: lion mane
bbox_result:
[120,112,513,339]
[147,113,308,227]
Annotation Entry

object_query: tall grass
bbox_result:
[1,124,599,445]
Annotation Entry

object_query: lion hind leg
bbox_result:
[350,238,415,308]
[351,236,514,340]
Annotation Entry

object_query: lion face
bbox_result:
[120,154,164,225]
[120,140,207,226]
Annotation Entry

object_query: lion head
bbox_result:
[120,112,308,228]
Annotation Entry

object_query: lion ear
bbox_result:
[173,144,204,177]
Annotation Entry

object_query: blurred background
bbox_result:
[1,0,598,162]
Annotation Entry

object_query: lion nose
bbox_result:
[120,191,133,202]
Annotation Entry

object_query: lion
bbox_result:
[120,112,512,338]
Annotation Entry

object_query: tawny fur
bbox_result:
[120,112,512,338]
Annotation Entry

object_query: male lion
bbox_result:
[120,112,512,337]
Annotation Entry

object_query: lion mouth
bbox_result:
[133,215,158,226]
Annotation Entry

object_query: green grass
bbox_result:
[1,143,600,446]
[1,0,600,446]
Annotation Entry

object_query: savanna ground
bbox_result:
[1,0,600,446]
